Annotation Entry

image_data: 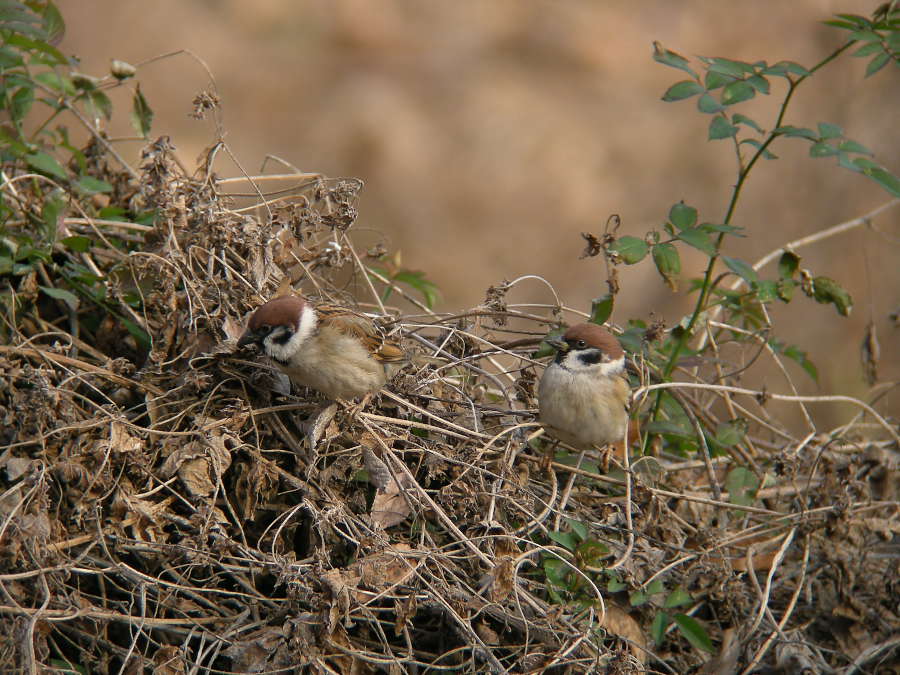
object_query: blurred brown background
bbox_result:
[57,0,898,423]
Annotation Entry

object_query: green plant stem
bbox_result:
[645,40,855,439]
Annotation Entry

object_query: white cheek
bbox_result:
[561,352,625,376]
[295,304,318,345]
[598,355,625,377]
[264,307,318,362]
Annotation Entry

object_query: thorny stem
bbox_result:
[646,40,856,437]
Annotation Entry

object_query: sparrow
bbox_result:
[237,295,406,400]
[538,323,631,452]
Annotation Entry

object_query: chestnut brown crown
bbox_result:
[238,296,307,347]
[249,296,305,329]
[560,323,624,358]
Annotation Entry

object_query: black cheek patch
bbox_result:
[271,328,292,346]
[576,349,604,366]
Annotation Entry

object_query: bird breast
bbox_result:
[538,363,629,448]
[279,325,392,400]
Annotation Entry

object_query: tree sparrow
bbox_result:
[237,295,406,400]
[538,323,631,452]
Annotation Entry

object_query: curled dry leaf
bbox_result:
[362,437,415,528]
[599,603,647,666]
[107,421,142,455]
[159,430,234,498]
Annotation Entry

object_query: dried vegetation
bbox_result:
[1,118,899,675]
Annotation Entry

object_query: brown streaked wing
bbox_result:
[316,304,406,363]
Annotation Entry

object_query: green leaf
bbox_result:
[576,539,608,564]
[652,243,680,291]
[853,41,884,57]
[3,33,67,65]
[722,255,758,284]
[833,13,871,25]
[837,139,872,155]
[86,89,113,120]
[816,122,843,139]
[652,42,696,76]
[851,157,879,171]
[565,518,589,542]
[41,189,65,243]
[709,116,737,140]
[732,113,762,132]
[725,466,759,507]
[673,614,715,654]
[849,29,883,42]
[40,285,79,311]
[746,74,770,94]
[668,202,697,230]
[778,251,799,279]
[629,589,650,607]
[60,235,91,252]
[34,70,74,95]
[664,588,693,609]
[645,578,665,595]
[543,558,569,587]
[0,44,24,67]
[782,61,811,76]
[534,327,565,359]
[782,343,818,381]
[774,125,817,140]
[74,176,113,194]
[716,419,746,447]
[610,236,649,264]
[709,57,755,77]
[130,84,153,138]
[651,611,670,644]
[755,279,778,303]
[810,142,839,158]
[645,420,694,441]
[388,269,440,308]
[865,52,890,77]
[776,278,796,302]
[589,294,614,326]
[606,573,626,593]
[120,317,151,351]
[700,222,745,235]
[704,69,733,90]
[740,138,777,159]
[9,86,34,123]
[811,276,853,316]
[25,151,67,180]
[697,92,724,114]
[860,165,900,198]
[721,80,756,105]
[41,1,65,44]
[548,530,578,552]
[662,80,704,101]
[823,18,860,29]
[677,227,716,255]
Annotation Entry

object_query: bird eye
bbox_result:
[576,339,587,349]
[259,323,271,332]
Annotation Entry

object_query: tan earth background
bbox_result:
[56,0,899,428]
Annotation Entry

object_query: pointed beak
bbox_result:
[546,337,568,352]
[237,330,260,348]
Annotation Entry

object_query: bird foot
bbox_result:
[341,393,373,422]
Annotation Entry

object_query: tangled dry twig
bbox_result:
[0,138,897,674]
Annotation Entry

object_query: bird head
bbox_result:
[546,323,625,377]
[237,295,317,363]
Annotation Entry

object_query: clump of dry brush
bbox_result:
[1,130,898,674]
